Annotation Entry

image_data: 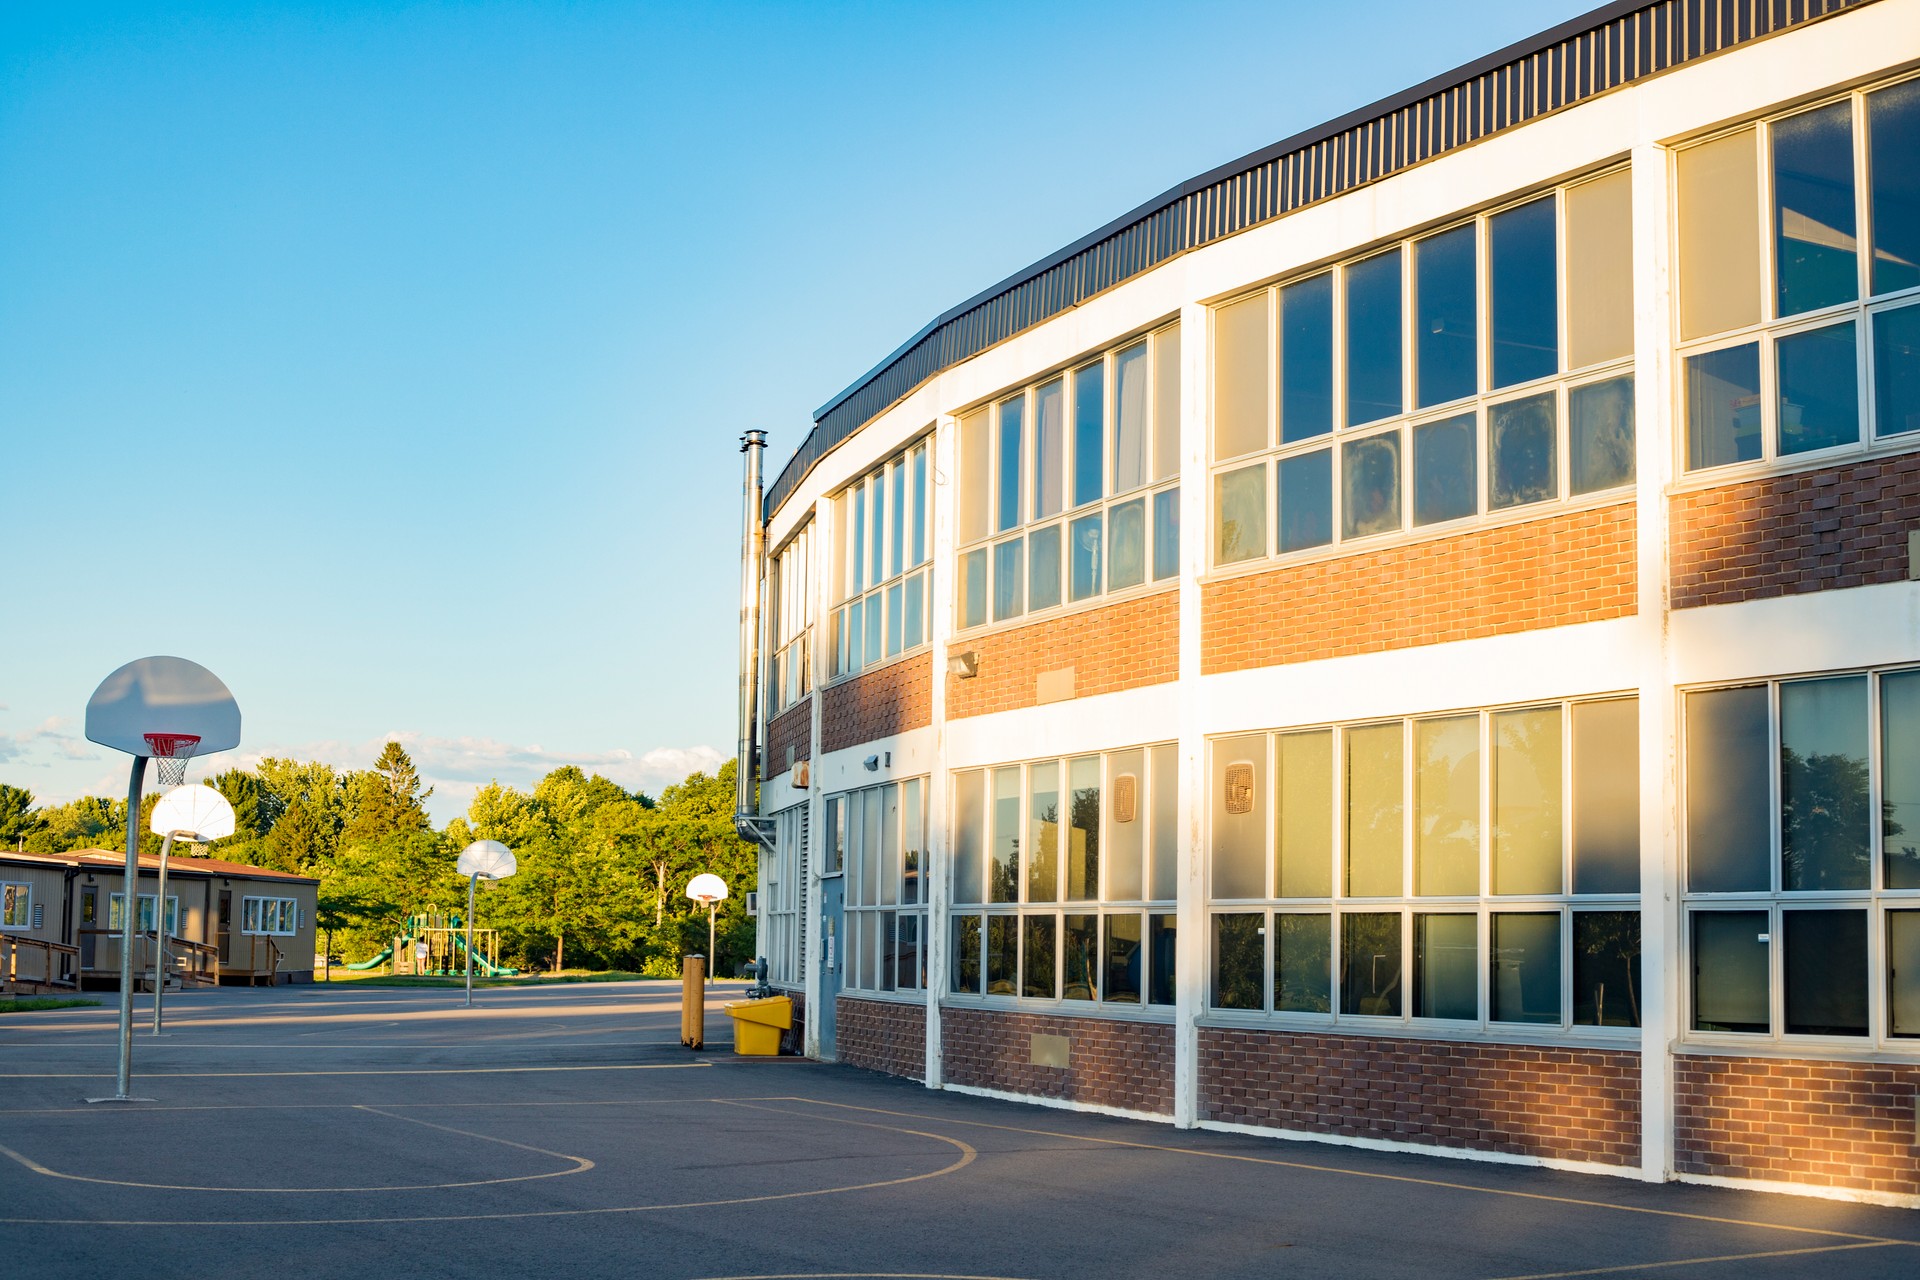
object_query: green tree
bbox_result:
[0,784,42,848]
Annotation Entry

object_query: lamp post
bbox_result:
[685,873,729,976]
[455,840,517,1008]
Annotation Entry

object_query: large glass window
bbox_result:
[759,805,807,986]
[959,324,1180,631]
[952,744,1177,1008]
[841,778,928,995]
[830,440,931,678]
[766,523,814,717]
[1684,667,1920,1044]
[1209,697,1639,1034]
[1212,170,1634,568]
[1676,79,1920,474]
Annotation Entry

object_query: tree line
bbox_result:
[0,745,757,976]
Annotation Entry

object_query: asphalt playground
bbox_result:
[1,982,1915,1279]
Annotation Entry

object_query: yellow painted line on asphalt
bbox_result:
[778,1097,1916,1249]
[0,1102,977,1227]
[0,1105,592,1193]
[1491,1239,1908,1278]
[0,1062,713,1079]
[0,1093,808,1117]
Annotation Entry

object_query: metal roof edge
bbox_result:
[809,0,1652,427]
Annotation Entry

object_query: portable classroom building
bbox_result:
[0,849,318,989]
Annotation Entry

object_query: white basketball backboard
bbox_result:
[456,839,517,880]
[85,657,241,758]
[149,785,237,844]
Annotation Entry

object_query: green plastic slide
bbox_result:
[343,945,393,971]
[452,931,518,977]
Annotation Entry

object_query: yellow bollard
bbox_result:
[680,954,706,1049]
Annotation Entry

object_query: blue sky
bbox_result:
[1,0,1594,821]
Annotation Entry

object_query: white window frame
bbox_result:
[837,777,930,997]
[767,520,814,717]
[948,744,1180,1010]
[1201,696,1643,1040]
[240,896,299,937]
[1679,665,1920,1051]
[760,804,807,986]
[1672,73,1920,486]
[1208,167,1637,575]
[830,435,933,679]
[109,892,181,936]
[0,882,29,930]
[956,324,1182,635]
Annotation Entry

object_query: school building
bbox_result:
[736,0,1920,1206]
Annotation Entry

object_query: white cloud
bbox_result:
[0,716,101,767]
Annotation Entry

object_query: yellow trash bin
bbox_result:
[724,995,793,1056]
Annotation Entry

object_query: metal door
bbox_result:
[79,887,97,969]
[816,872,844,1060]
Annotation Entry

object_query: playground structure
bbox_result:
[345,908,517,977]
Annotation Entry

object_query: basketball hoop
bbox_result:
[143,733,202,788]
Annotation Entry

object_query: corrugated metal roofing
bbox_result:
[1,848,319,884]
[764,0,1876,518]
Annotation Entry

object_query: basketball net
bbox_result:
[144,733,202,789]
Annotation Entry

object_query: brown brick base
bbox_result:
[836,995,927,1080]
[1197,1027,1640,1167]
[940,1007,1175,1115]
[1674,1055,1920,1199]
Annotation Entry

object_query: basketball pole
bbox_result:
[151,831,177,1035]
[465,872,478,1008]
[114,755,148,1101]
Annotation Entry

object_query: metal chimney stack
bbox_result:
[734,431,773,849]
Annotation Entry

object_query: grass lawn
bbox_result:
[320,969,751,988]
[0,996,101,1013]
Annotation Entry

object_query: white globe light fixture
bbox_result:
[456,840,517,1007]
[685,873,730,977]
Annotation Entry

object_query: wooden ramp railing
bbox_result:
[74,928,219,989]
[0,936,81,994]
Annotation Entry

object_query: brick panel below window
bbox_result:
[765,704,812,773]
[946,590,1178,721]
[1201,504,1637,675]
[821,653,933,754]
[1197,1027,1640,1167]
[1674,1055,1920,1198]
[1670,454,1920,609]
[836,995,927,1080]
[940,1006,1175,1115]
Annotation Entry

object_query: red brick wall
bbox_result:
[837,995,927,1080]
[947,590,1178,720]
[820,653,933,754]
[940,1007,1175,1115]
[1674,1055,1920,1198]
[765,704,813,773]
[1197,1027,1640,1167]
[1202,504,1637,675]
[1670,454,1920,609]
